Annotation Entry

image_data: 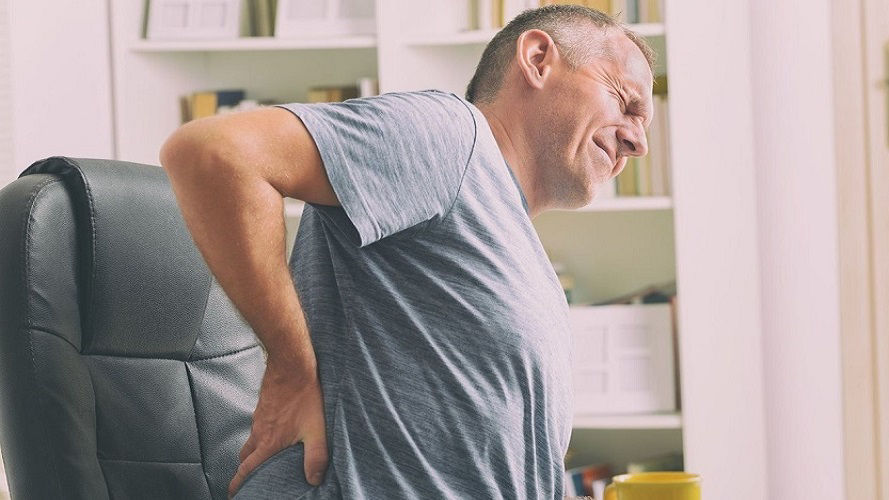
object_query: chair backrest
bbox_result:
[0,157,265,500]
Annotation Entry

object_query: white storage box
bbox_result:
[569,304,677,415]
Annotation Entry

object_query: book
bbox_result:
[306,85,360,103]
[537,1,614,15]
[590,280,676,306]
[647,94,670,196]
[626,452,684,473]
[610,0,627,21]
[616,157,638,196]
[635,153,651,195]
[638,0,663,23]
[357,77,378,98]
[181,89,246,122]
[564,462,612,498]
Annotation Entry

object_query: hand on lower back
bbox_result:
[228,357,329,498]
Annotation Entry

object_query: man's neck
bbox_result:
[476,104,544,218]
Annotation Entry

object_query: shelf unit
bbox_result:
[110,0,702,487]
[130,35,377,52]
[573,412,682,430]
[284,196,673,219]
[404,22,665,46]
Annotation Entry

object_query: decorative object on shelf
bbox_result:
[144,0,243,40]
[275,0,375,39]
[569,303,677,415]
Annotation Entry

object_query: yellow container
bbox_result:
[604,472,701,500]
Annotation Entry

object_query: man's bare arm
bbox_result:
[158,106,339,496]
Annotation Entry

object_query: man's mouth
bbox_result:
[593,138,616,166]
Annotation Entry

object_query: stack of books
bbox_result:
[180,89,246,122]
[564,462,612,499]
[472,0,665,30]
[306,78,379,103]
[538,0,663,23]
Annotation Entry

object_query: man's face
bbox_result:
[532,30,654,208]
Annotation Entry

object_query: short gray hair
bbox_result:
[465,5,656,104]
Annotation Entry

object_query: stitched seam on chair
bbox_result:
[82,343,259,362]
[186,273,215,361]
[29,327,79,352]
[97,458,203,465]
[187,343,260,362]
[77,160,99,343]
[184,363,214,496]
[22,177,68,498]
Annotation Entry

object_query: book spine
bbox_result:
[617,157,639,196]
[625,0,639,23]
[477,0,494,30]
[610,0,627,21]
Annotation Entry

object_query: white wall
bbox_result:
[748,0,846,498]
[1,0,114,187]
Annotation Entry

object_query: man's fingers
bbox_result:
[303,436,330,487]
[228,447,276,498]
[239,434,257,463]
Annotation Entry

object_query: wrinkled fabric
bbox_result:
[234,90,573,500]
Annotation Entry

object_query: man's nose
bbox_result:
[616,122,648,158]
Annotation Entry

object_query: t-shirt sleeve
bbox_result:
[273,90,476,248]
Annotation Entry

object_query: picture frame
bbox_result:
[145,0,242,40]
[275,0,376,39]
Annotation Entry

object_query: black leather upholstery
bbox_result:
[0,156,266,499]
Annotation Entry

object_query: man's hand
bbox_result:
[228,356,329,498]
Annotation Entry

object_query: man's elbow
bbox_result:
[159,121,224,175]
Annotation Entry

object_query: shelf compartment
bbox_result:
[405,23,665,47]
[573,412,681,430]
[130,35,377,53]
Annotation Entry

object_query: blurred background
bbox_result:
[0,1,887,499]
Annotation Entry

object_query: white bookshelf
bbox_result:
[404,22,664,46]
[109,1,767,497]
[130,35,377,52]
[285,197,672,219]
[577,196,672,212]
[573,412,682,430]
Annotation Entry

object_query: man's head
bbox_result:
[466,5,657,210]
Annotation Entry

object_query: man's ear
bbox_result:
[514,29,559,91]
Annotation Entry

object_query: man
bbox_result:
[159,5,654,499]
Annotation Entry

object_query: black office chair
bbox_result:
[0,156,266,499]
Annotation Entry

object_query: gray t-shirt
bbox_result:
[240,90,573,499]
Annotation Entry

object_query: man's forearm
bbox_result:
[160,138,315,372]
